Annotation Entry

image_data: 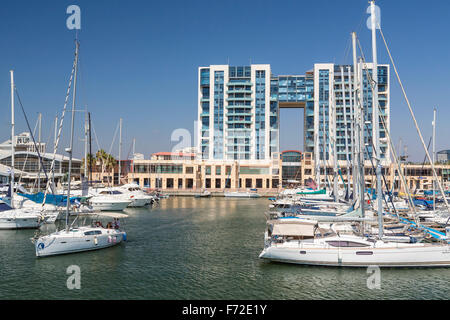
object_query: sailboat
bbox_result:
[33,40,126,257]
[260,1,450,267]
[0,70,46,230]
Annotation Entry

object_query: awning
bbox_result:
[272,223,315,237]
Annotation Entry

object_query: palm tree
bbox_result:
[95,149,116,186]
[105,154,117,185]
[82,153,96,178]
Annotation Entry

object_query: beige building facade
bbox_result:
[92,151,450,194]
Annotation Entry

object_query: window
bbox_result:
[326,241,370,247]
[256,179,263,188]
[186,167,194,174]
[356,251,373,255]
[205,166,211,175]
[272,179,279,188]
[186,179,193,189]
[178,178,183,189]
[215,166,221,175]
[166,178,174,189]
[205,178,211,189]
[84,230,102,236]
[215,179,221,189]
[245,179,252,188]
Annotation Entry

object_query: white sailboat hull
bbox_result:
[260,244,450,267]
[35,227,126,257]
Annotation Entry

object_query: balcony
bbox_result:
[226,97,252,102]
[226,105,252,109]
[227,112,252,117]
[226,89,252,94]
[226,119,252,124]
[227,81,253,86]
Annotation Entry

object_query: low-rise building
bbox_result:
[91,150,450,194]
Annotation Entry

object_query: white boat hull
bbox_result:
[35,227,126,257]
[260,244,450,267]
[127,197,152,207]
[0,216,42,229]
[90,201,130,211]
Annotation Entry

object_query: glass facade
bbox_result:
[213,71,224,160]
[200,68,210,159]
[318,69,330,161]
[226,66,253,160]
[198,63,390,164]
[255,70,266,160]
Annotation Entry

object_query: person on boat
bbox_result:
[106,222,113,229]
[113,218,120,229]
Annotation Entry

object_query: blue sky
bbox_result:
[0,0,449,161]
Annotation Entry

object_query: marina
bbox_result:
[1,197,450,300]
[0,0,450,304]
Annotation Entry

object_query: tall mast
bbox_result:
[331,84,338,201]
[341,67,351,198]
[52,114,58,189]
[65,40,79,230]
[432,108,436,213]
[358,59,366,216]
[132,137,136,182]
[370,0,383,238]
[315,121,321,190]
[352,33,360,211]
[118,118,122,186]
[38,112,42,192]
[88,112,92,186]
[344,66,355,196]
[322,106,326,189]
[84,108,88,178]
[10,70,15,208]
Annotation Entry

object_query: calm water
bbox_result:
[1,197,450,300]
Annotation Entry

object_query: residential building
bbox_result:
[437,150,450,163]
[198,63,390,169]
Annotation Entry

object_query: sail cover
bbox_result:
[17,192,82,205]
[296,189,326,195]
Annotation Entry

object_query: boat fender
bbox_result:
[122,232,127,241]
[94,237,98,245]
[113,236,116,243]
[108,236,112,243]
